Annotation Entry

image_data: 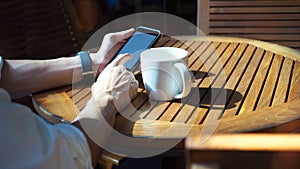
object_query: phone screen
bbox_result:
[114,27,161,71]
[117,31,158,54]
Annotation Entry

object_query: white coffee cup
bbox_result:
[140,47,192,101]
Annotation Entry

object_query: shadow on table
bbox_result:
[134,72,243,111]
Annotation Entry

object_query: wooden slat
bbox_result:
[210,7,300,14]
[210,14,300,20]
[210,21,300,28]
[271,57,294,106]
[118,99,300,137]
[288,61,300,101]
[207,43,255,117]
[210,28,300,34]
[210,1,300,7]
[188,41,211,68]
[249,51,275,111]
[190,42,245,124]
[239,53,283,114]
[222,47,265,118]
[186,134,300,151]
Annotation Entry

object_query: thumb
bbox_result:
[109,53,132,67]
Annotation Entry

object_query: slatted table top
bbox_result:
[33,36,300,138]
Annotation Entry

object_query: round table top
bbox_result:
[32,36,300,138]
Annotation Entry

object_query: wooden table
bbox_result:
[32,35,300,168]
[32,35,300,137]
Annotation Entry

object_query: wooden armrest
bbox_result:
[185,134,300,169]
[186,133,300,151]
[99,151,124,169]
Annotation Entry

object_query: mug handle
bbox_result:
[173,62,192,99]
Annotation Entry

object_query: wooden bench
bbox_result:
[197,0,300,50]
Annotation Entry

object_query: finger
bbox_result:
[110,53,132,67]
[111,28,135,43]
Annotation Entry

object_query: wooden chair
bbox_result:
[0,0,84,59]
[185,133,300,169]
[0,1,121,168]
[197,0,300,50]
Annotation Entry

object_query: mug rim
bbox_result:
[140,47,188,62]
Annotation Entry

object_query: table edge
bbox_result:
[176,35,300,61]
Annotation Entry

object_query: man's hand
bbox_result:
[92,53,138,112]
[89,28,135,76]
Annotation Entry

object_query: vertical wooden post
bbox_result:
[197,0,209,35]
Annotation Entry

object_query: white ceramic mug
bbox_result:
[140,47,192,101]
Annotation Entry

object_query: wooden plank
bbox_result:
[210,7,300,14]
[118,99,300,137]
[211,44,255,117]
[210,14,300,20]
[288,61,300,102]
[119,88,147,118]
[188,41,211,68]
[272,57,294,106]
[210,1,300,7]
[243,51,274,111]
[72,86,91,105]
[186,134,300,151]
[210,28,300,34]
[222,47,265,118]
[239,53,283,114]
[210,21,300,28]
[186,41,203,66]
[226,34,300,41]
[189,42,244,124]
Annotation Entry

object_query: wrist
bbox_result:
[78,51,95,77]
[89,52,100,76]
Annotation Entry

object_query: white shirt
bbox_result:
[0,57,92,169]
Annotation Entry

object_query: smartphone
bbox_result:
[112,26,161,71]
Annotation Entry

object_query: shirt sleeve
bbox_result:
[0,56,3,80]
[0,83,92,168]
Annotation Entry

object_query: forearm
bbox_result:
[0,56,84,98]
[73,97,117,167]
